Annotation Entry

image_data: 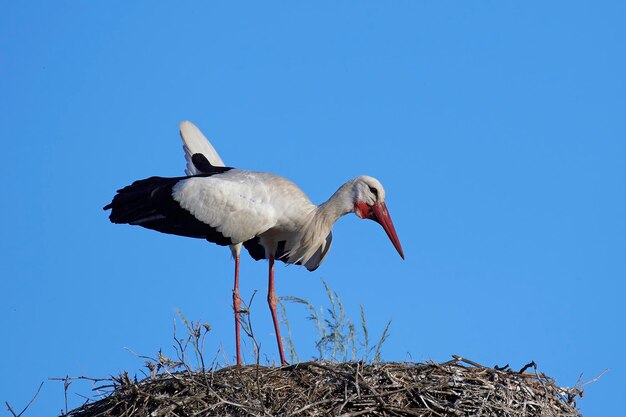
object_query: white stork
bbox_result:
[104,122,405,366]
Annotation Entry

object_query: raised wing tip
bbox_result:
[178,120,226,168]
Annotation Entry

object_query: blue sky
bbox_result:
[1,1,624,415]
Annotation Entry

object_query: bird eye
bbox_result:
[368,186,378,198]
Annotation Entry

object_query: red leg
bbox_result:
[267,255,287,365]
[233,253,242,365]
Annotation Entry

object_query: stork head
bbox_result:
[352,176,405,259]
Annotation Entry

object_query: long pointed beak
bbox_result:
[371,201,405,260]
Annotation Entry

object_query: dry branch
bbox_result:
[60,358,583,417]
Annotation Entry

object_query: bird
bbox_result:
[103,122,405,366]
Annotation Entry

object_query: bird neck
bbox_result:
[316,179,356,226]
[283,180,356,266]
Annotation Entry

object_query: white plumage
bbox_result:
[172,172,286,244]
[105,121,404,366]
[180,120,225,174]
[179,121,244,261]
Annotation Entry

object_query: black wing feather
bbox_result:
[191,153,225,174]
[242,236,331,271]
[104,171,234,246]
[242,238,295,265]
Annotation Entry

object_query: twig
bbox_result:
[519,360,537,374]
[5,381,43,417]
[580,368,609,388]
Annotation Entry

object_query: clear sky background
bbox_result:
[1,2,624,416]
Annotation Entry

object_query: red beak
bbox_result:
[371,201,405,260]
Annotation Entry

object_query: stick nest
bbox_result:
[62,357,583,417]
